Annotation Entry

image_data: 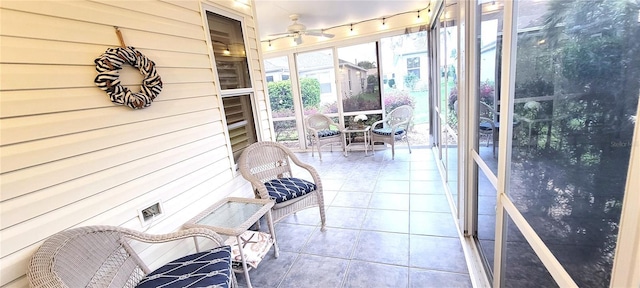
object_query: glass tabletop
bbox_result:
[343,126,370,132]
[196,201,264,229]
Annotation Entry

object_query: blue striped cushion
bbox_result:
[372,127,405,136]
[479,122,494,131]
[317,129,340,138]
[264,177,317,203]
[136,246,233,288]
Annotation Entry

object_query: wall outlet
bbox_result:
[138,201,164,227]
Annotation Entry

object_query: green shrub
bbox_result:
[267,78,321,112]
[383,90,415,114]
[300,78,321,108]
[404,73,419,90]
[268,80,293,111]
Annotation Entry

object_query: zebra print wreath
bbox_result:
[94,47,162,109]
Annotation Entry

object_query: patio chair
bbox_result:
[27,225,237,288]
[371,105,413,159]
[305,113,344,160]
[480,101,498,157]
[238,141,326,231]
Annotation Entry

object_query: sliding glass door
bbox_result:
[430,0,461,214]
[264,56,299,148]
[337,42,382,127]
[380,31,430,148]
[473,0,503,279]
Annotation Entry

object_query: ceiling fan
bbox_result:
[269,14,334,44]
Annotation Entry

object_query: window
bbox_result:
[407,57,420,78]
[265,56,298,146]
[222,95,257,162]
[207,11,251,90]
[296,50,338,116]
[266,75,274,82]
[320,83,332,94]
[206,9,257,163]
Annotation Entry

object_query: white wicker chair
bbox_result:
[371,105,413,159]
[305,113,344,160]
[27,225,237,288]
[238,141,326,231]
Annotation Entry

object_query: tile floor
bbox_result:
[236,146,472,288]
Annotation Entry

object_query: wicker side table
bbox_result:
[342,125,372,156]
[184,197,279,288]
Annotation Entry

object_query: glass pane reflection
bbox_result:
[509,0,639,286]
[477,168,497,273]
[476,0,503,174]
[504,216,558,288]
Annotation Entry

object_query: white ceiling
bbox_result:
[254,0,428,41]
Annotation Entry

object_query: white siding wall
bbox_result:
[0,0,270,286]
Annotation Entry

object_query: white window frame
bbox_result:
[201,4,261,168]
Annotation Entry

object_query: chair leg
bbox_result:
[318,201,326,231]
[391,142,395,160]
[493,139,497,158]
[406,137,412,154]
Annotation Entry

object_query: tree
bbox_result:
[299,78,321,108]
[267,78,322,113]
[404,73,419,90]
[267,80,293,112]
[357,61,376,69]
[366,75,378,93]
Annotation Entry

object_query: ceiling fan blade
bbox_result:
[305,30,335,38]
[268,32,294,37]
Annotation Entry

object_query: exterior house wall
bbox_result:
[339,65,367,97]
[0,0,270,286]
[395,53,429,90]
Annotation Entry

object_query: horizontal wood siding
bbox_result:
[0,0,268,286]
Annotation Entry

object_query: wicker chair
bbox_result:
[305,113,344,160]
[371,105,413,159]
[27,225,237,288]
[238,141,326,231]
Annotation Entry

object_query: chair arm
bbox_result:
[246,175,273,200]
[479,117,496,130]
[371,119,385,129]
[307,127,320,138]
[288,156,323,200]
[289,156,322,182]
[280,148,322,194]
[331,122,345,131]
